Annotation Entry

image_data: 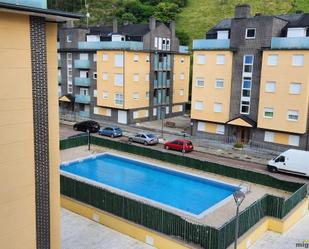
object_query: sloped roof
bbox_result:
[89,23,150,36]
[286,13,309,27]
[227,116,256,128]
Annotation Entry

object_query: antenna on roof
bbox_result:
[85,0,90,29]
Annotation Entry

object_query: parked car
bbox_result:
[267,149,309,176]
[73,120,100,133]
[164,139,193,153]
[128,133,158,145]
[99,126,122,138]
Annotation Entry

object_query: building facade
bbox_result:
[191,4,309,150]
[0,1,80,248]
[58,18,190,124]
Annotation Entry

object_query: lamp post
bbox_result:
[233,190,245,249]
[87,129,90,151]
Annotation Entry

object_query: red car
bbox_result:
[164,139,194,153]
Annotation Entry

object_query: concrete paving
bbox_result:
[61,208,154,249]
[251,213,309,249]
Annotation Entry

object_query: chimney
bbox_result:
[149,17,156,31]
[113,18,118,33]
[169,21,176,36]
[235,4,251,19]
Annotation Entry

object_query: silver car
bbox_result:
[128,133,159,145]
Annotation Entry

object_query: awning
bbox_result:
[59,94,74,103]
[227,116,256,128]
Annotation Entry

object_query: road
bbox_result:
[60,123,308,187]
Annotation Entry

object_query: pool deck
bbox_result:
[61,145,290,228]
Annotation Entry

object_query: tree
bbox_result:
[119,13,137,24]
[154,2,180,23]
[176,30,190,45]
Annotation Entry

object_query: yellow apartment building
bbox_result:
[0,1,81,248]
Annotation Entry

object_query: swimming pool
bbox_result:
[60,153,240,218]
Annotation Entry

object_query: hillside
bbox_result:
[176,0,309,41]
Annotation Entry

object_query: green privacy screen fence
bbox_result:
[60,135,307,249]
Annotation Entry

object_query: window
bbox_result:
[66,53,73,93]
[180,73,185,80]
[93,54,97,62]
[166,106,169,114]
[154,37,158,48]
[180,89,184,96]
[146,92,149,99]
[153,108,157,116]
[267,55,278,66]
[195,101,203,110]
[66,34,72,43]
[102,72,108,80]
[133,54,139,62]
[240,101,250,114]
[115,54,124,67]
[287,28,306,38]
[133,111,139,119]
[80,88,88,96]
[196,77,205,87]
[197,121,205,131]
[216,54,225,65]
[180,57,185,64]
[290,83,301,94]
[292,55,304,66]
[80,53,88,60]
[214,103,222,113]
[240,55,254,114]
[146,55,150,62]
[265,82,276,93]
[79,70,88,78]
[245,28,256,39]
[102,91,108,99]
[243,55,254,73]
[93,90,97,97]
[93,72,97,79]
[133,74,139,82]
[145,73,150,82]
[216,125,225,134]
[264,108,274,118]
[197,54,205,65]
[288,110,299,121]
[158,37,162,50]
[264,131,274,142]
[115,93,123,105]
[102,53,108,61]
[133,92,139,100]
[215,79,224,88]
[114,74,124,86]
[217,30,229,40]
[93,107,99,115]
[288,135,300,146]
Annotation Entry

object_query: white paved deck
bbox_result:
[61,208,154,249]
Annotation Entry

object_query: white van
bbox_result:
[267,149,309,176]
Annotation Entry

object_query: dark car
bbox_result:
[73,120,100,133]
[99,126,123,138]
[164,139,193,153]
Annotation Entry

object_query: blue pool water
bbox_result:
[60,154,239,216]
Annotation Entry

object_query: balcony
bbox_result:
[75,95,91,104]
[153,96,170,105]
[78,41,144,51]
[1,0,47,8]
[154,62,171,71]
[74,60,90,69]
[58,75,62,85]
[271,37,309,49]
[74,77,91,87]
[154,79,171,88]
[193,39,230,50]
[179,46,190,53]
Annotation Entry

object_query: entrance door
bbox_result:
[118,110,127,124]
[237,127,250,143]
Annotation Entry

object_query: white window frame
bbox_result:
[292,54,304,67]
[263,107,274,118]
[115,54,124,67]
[196,77,205,87]
[265,81,276,93]
[102,72,108,80]
[245,28,256,39]
[133,73,139,82]
[216,124,225,134]
[217,30,229,40]
[93,54,97,62]
[215,79,224,88]
[153,108,157,116]
[214,103,222,113]
[288,135,300,146]
[114,73,124,86]
[133,92,139,100]
[133,54,139,62]
[180,73,185,80]
[216,54,225,65]
[289,83,301,94]
[197,54,206,65]
[79,53,88,60]
[267,54,278,66]
[115,93,124,105]
[80,87,89,96]
[145,73,150,82]
[180,89,184,96]
[102,91,109,99]
[93,90,97,97]
[197,121,205,131]
[264,131,274,142]
[195,101,204,110]
[287,110,299,121]
[102,53,108,61]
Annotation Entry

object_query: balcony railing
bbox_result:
[179,46,190,53]
[58,75,62,84]
[75,95,91,104]
[154,79,171,88]
[78,41,144,51]
[193,39,230,50]
[154,62,171,71]
[153,96,170,105]
[74,60,90,69]
[271,37,309,49]
[74,77,91,87]
[1,0,47,8]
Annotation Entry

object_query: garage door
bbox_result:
[118,110,127,124]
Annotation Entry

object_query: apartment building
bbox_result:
[0,1,81,248]
[58,18,190,124]
[192,4,309,150]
